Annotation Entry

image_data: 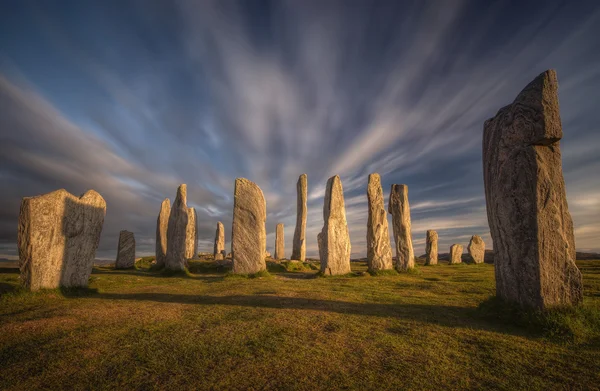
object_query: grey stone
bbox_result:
[449,244,463,264]
[115,230,135,269]
[291,174,307,261]
[232,178,267,274]
[165,184,188,271]
[388,184,415,271]
[483,69,582,308]
[275,223,285,260]
[366,173,393,271]
[214,222,225,260]
[155,198,170,268]
[18,189,106,290]
[185,207,198,260]
[468,235,485,264]
[425,230,438,266]
[318,175,351,275]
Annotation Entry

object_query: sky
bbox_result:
[0,0,599,261]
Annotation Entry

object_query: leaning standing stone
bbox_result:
[318,175,351,275]
[388,184,415,271]
[366,173,393,272]
[165,184,188,271]
[468,235,485,264]
[275,223,285,260]
[115,230,135,269]
[232,178,267,274]
[483,69,582,308]
[185,207,198,260]
[214,222,225,260]
[291,174,307,261]
[425,230,438,266]
[18,189,106,290]
[449,244,463,264]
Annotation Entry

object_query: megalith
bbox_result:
[318,175,351,275]
[214,222,225,260]
[232,178,267,274]
[483,69,582,308]
[275,223,285,260]
[468,235,485,264]
[449,244,463,265]
[155,198,170,268]
[185,207,198,260]
[366,173,393,272]
[115,230,135,269]
[165,184,188,271]
[388,184,415,271]
[425,230,438,266]
[18,189,106,290]
[291,174,307,261]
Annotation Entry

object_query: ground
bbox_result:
[1,258,599,391]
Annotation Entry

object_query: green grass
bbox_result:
[1,259,599,390]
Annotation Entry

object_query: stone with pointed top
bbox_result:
[292,174,307,261]
[166,184,188,271]
[468,235,485,264]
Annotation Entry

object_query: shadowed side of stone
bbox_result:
[155,198,170,268]
[232,178,266,274]
[291,174,307,261]
[115,230,135,269]
[318,175,351,275]
[483,69,582,308]
[165,184,188,271]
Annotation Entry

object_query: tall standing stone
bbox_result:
[165,184,188,271]
[185,207,198,260]
[232,178,267,274]
[275,223,285,260]
[115,230,135,269]
[483,69,582,309]
[366,173,393,272]
[425,230,438,266]
[291,174,307,261]
[318,175,351,275]
[468,235,485,264]
[214,222,225,260]
[449,244,463,264]
[155,198,170,269]
[388,184,415,271]
[18,189,106,291]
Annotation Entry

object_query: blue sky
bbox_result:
[0,0,599,260]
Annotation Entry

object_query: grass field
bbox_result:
[1,258,599,390]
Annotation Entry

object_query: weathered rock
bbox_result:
[468,235,485,264]
[425,230,438,266]
[449,244,463,264]
[366,173,393,271]
[232,178,267,274]
[291,174,307,261]
[155,198,170,268]
[265,251,271,258]
[318,175,351,275]
[214,222,225,260]
[165,184,188,271]
[483,69,582,308]
[18,189,106,291]
[388,184,415,271]
[221,249,227,259]
[115,230,135,269]
[185,207,198,259]
[275,223,285,260]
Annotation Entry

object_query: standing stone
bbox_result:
[292,174,307,261]
[425,230,438,266]
[265,251,271,258]
[115,230,135,269]
[388,184,415,271]
[221,250,227,259]
[214,222,225,260]
[366,173,393,272]
[165,184,188,271]
[483,69,582,308]
[449,244,463,264]
[468,235,485,264]
[275,223,285,260]
[18,189,106,291]
[318,175,351,275]
[185,207,198,259]
[155,198,170,268]
[232,178,267,274]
